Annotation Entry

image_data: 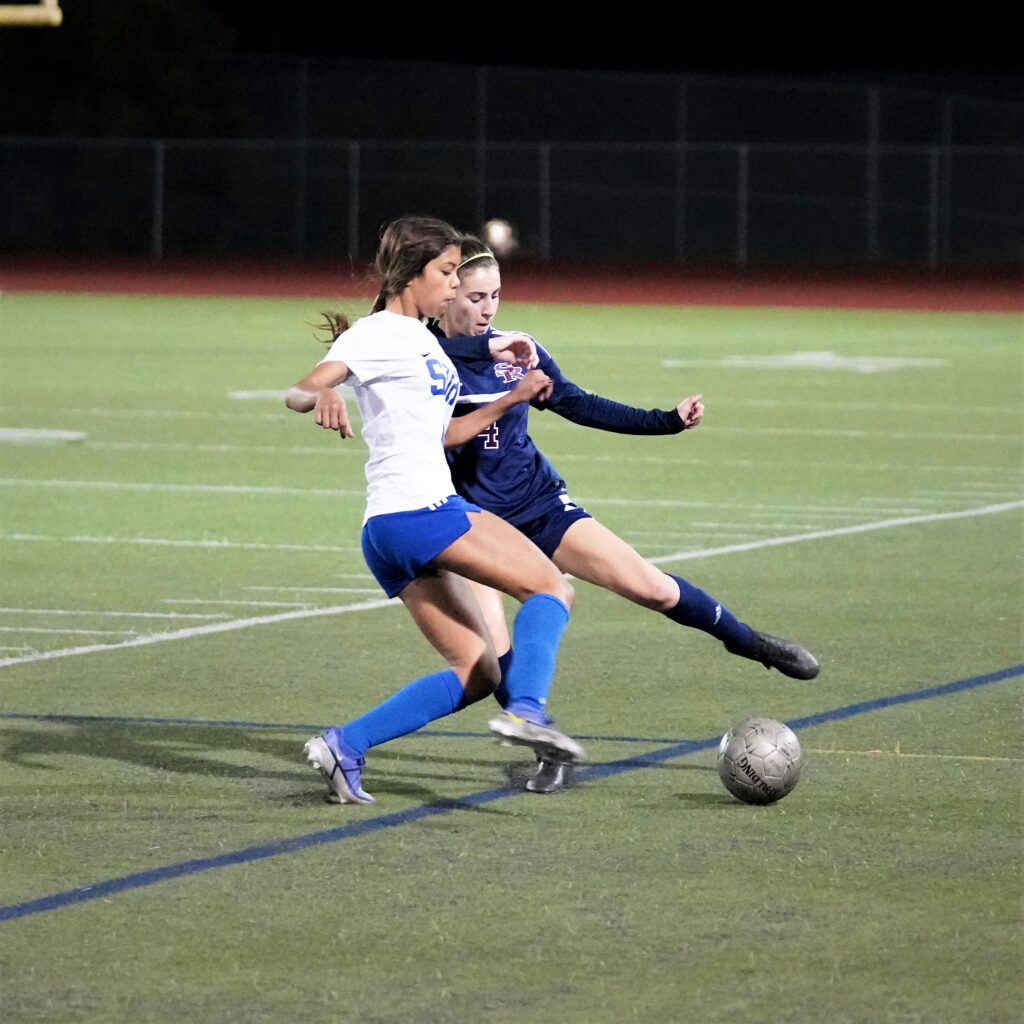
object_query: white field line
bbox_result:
[0,598,399,668]
[74,441,363,456]
[909,488,1024,499]
[694,426,1019,442]
[2,535,357,553]
[31,427,1023,442]
[0,407,290,421]
[161,599,315,608]
[7,477,1019,518]
[582,497,1017,514]
[1,499,1020,671]
[538,452,1024,476]
[738,399,1021,414]
[246,585,379,593]
[0,428,88,442]
[0,607,227,620]
[644,499,1024,566]
[4,441,1020,475]
[660,353,952,372]
[0,626,133,636]
[4,398,1021,416]
[0,479,364,499]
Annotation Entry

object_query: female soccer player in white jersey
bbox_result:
[285,215,582,804]
[434,236,820,793]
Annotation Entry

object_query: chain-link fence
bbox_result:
[2,61,1021,266]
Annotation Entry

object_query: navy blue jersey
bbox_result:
[434,326,687,526]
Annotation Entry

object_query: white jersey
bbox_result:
[319,310,461,522]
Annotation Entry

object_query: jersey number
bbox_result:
[478,422,500,449]
[426,358,459,406]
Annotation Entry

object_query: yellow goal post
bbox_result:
[0,0,62,25]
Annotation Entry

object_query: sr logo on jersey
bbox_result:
[426,358,459,406]
[493,362,525,384]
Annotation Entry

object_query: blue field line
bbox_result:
[1,663,1020,924]
[0,710,684,746]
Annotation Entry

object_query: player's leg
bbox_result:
[550,516,678,609]
[431,510,583,761]
[552,517,754,646]
[552,517,819,679]
[463,578,511,656]
[434,508,573,607]
[305,570,497,805]
[461,578,514,708]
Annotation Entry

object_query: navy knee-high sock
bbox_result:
[493,649,513,709]
[662,574,754,653]
[503,593,570,718]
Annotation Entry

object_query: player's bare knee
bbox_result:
[627,571,678,611]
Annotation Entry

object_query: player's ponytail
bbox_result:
[315,311,351,343]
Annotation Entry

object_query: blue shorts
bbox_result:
[515,486,592,559]
[361,495,482,598]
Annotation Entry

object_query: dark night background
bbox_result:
[1,1,1020,264]
[1,0,1021,138]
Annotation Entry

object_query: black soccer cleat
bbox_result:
[726,630,820,680]
[525,756,576,794]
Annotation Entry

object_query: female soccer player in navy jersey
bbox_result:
[434,236,820,793]
[285,216,583,804]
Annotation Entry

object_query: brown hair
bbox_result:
[456,234,498,274]
[370,215,462,313]
[317,214,462,341]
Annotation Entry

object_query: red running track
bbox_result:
[1,256,1021,311]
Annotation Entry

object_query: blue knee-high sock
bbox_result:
[340,669,464,755]
[662,574,754,652]
[503,593,570,718]
[493,649,514,709]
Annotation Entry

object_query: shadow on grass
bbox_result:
[1,717,722,810]
[0,718,309,780]
[0,719,525,809]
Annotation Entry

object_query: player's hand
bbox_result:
[314,391,355,438]
[510,369,553,404]
[677,394,704,429]
[489,333,538,369]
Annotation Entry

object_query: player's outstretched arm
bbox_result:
[533,347,697,435]
[444,369,552,448]
[285,360,355,438]
[544,371,702,436]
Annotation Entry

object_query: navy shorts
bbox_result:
[361,494,482,598]
[514,486,592,559]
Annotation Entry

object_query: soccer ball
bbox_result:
[717,717,802,805]
[483,218,518,257]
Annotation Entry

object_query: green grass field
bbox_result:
[0,289,1021,1024]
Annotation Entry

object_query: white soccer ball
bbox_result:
[483,218,518,257]
[717,716,802,805]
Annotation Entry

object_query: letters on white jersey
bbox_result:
[319,310,460,521]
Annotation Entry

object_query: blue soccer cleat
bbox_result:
[304,729,375,804]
